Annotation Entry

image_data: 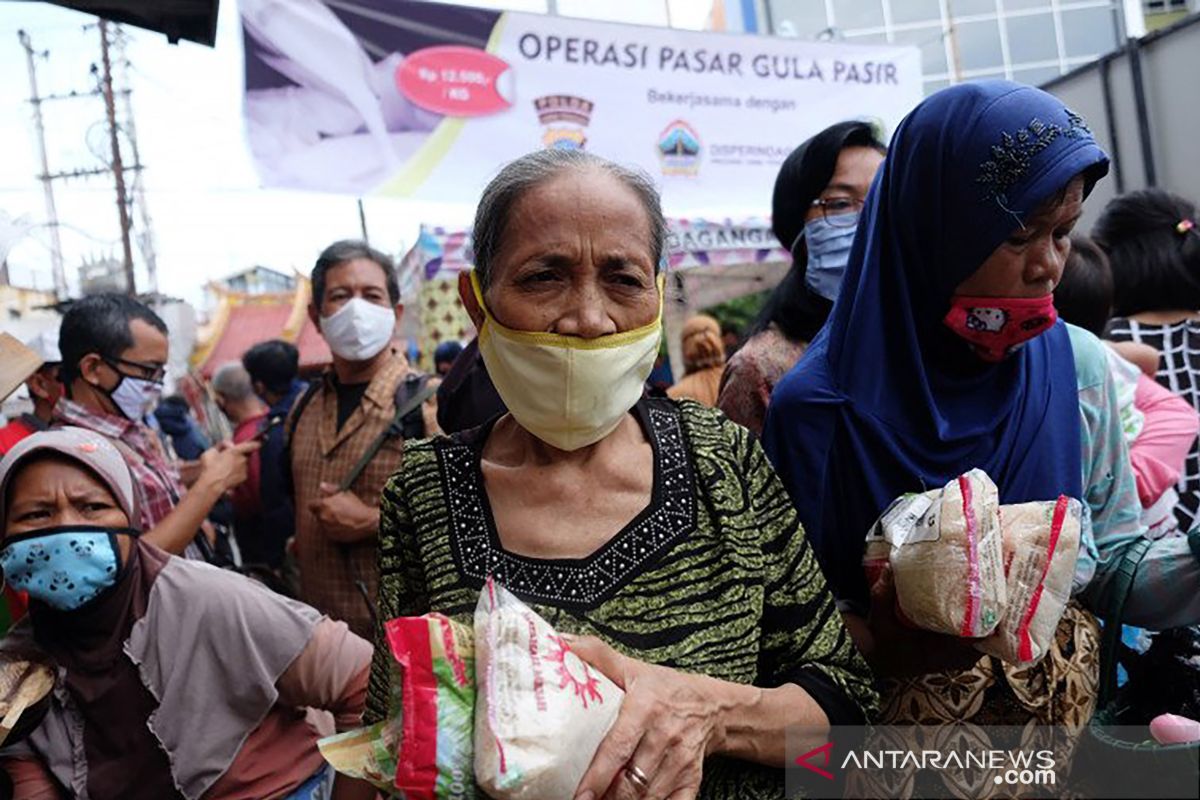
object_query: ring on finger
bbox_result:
[625,763,652,792]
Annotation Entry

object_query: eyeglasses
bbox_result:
[810,196,864,227]
[103,355,166,384]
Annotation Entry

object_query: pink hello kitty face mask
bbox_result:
[943,294,1058,362]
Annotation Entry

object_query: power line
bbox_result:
[115,28,158,296]
[18,28,67,298]
[97,19,135,294]
[14,22,157,298]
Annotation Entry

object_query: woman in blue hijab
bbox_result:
[763,82,1200,726]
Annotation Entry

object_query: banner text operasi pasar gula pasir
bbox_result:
[516,33,900,85]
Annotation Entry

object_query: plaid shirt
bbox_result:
[53,398,184,531]
[288,353,415,638]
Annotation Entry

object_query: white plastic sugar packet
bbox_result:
[474,579,624,800]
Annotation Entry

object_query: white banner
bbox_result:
[241,0,922,215]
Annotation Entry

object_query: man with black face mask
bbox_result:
[53,293,258,557]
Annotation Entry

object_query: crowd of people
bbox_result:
[1,78,1199,799]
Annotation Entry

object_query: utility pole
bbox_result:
[98,19,135,295]
[18,30,67,298]
[113,28,157,297]
[357,198,370,244]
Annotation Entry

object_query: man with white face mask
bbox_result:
[287,240,423,637]
[52,293,258,559]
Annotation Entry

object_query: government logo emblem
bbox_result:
[658,119,701,175]
[534,95,594,150]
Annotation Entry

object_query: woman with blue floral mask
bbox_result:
[367,148,877,799]
[762,81,1200,746]
[0,428,378,800]
[718,121,886,435]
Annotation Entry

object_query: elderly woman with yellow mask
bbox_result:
[366,149,876,799]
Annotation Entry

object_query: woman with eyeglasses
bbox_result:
[717,121,886,435]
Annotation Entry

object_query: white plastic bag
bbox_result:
[474,579,624,800]
[976,497,1081,665]
[864,469,1005,638]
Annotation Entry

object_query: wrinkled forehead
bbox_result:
[1,455,121,540]
[0,429,139,531]
[5,452,112,500]
[501,168,654,249]
[473,153,671,300]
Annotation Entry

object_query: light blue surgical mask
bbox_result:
[800,213,860,302]
[0,526,132,611]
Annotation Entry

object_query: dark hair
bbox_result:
[311,240,399,307]
[242,339,299,396]
[751,121,887,342]
[1092,188,1200,316]
[59,293,168,384]
[1053,235,1113,337]
[472,149,666,289]
[434,340,464,365]
[771,121,887,262]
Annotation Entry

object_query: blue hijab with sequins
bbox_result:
[761,81,1110,610]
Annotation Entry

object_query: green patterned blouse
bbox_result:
[366,398,878,798]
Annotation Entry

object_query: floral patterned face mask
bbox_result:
[943,294,1058,362]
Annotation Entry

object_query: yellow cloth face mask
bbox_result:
[471,271,664,451]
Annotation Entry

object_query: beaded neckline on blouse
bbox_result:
[435,398,698,610]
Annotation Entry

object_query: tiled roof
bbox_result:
[193,279,330,378]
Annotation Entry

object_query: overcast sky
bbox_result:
[0,0,711,308]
